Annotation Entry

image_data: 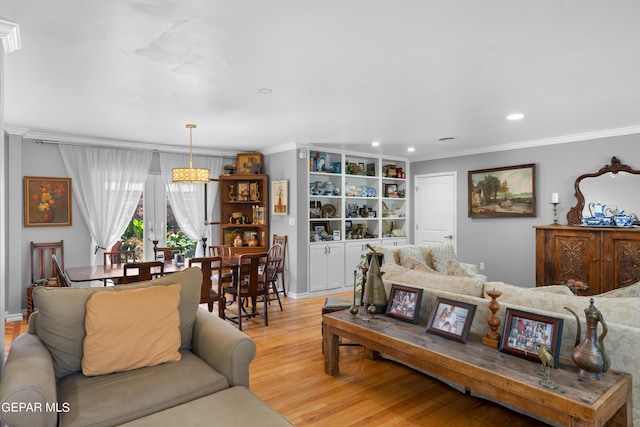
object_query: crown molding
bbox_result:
[0,19,21,53]
[259,142,297,156]
[412,125,640,162]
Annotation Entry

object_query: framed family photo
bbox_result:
[386,284,422,324]
[426,297,476,343]
[24,176,72,227]
[468,163,536,218]
[499,308,563,368]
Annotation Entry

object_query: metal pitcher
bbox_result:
[564,298,610,380]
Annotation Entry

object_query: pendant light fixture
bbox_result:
[172,123,210,183]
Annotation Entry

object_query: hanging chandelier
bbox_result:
[172,123,210,183]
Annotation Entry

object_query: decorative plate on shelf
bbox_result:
[321,204,337,218]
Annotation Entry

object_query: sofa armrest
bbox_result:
[191,308,257,388]
[0,333,58,427]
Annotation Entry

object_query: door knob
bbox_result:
[445,235,453,240]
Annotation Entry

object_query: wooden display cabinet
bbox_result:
[218,174,269,254]
[534,225,640,295]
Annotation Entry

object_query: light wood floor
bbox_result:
[5,292,547,426]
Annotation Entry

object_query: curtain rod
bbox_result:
[34,138,232,158]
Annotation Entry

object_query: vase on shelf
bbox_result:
[228,185,236,201]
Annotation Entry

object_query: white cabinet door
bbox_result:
[309,242,345,291]
[344,240,381,288]
[380,237,408,247]
[325,242,344,289]
[309,244,329,292]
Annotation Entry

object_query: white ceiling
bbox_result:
[3,1,640,160]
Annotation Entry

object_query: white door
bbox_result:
[414,172,457,250]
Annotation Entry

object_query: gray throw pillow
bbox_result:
[33,267,202,380]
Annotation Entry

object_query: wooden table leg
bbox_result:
[323,322,340,376]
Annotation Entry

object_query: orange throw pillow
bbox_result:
[82,284,182,376]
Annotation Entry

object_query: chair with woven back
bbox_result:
[121,261,165,284]
[221,252,269,331]
[272,235,288,297]
[30,240,64,285]
[189,256,224,317]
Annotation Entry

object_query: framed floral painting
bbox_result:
[24,176,72,227]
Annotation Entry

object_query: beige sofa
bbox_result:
[378,251,640,425]
[0,268,292,427]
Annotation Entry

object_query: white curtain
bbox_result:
[159,153,223,256]
[59,145,153,265]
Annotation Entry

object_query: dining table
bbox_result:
[65,255,242,283]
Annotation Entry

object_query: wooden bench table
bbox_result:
[323,309,632,427]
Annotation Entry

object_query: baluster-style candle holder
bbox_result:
[551,202,560,226]
[482,289,502,348]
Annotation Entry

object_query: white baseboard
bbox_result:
[5,312,24,322]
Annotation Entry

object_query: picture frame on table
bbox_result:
[236,153,263,174]
[426,297,477,343]
[386,284,423,324]
[24,176,72,227]
[468,163,536,218]
[499,308,563,368]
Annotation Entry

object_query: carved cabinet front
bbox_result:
[535,226,640,295]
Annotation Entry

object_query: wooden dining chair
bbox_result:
[263,250,283,311]
[30,240,64,284]
[51,254,70,288]
[156,247,179,261]
[266,243,283,310]
[208,245,232,257]
[103,250,136,265]
[189,256,224,317]
[208,245,234,287]
[221,252,269,330]
[121,261,165,284]
[272,235,288,296]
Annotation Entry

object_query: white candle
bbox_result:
[551,193,559,203]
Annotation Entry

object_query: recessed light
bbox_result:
[407,147,415,152]
[507,113,524,121]
[258,88,272,95]
[371,141,380,147]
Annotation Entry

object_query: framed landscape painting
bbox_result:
[468,164,536,218]
[24,176,72,227]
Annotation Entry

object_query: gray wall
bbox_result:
[263,149,301,296]
[8,138,92,318]
[409,134,640,286]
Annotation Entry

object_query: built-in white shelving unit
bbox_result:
[306,148,409,294]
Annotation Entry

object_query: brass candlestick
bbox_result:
[482,289,502,348]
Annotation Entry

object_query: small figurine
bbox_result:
[535,341,557,389]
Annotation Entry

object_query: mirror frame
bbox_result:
[567,156,640,225]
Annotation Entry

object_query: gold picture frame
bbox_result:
[236,153,264,174]
[272,179,288,215]
[468,163,536,218]
[24,176,72,227]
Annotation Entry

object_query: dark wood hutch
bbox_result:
[535,157,640,295]
[216,174,269,254]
